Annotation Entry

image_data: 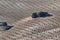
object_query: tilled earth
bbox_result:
[0,0,60,40]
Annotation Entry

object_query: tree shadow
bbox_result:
[38,12,53,18]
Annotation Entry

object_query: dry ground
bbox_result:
[0,0,60,40]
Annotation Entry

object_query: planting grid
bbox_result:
[0,0,60,40]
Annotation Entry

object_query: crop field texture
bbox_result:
[0,0,60,40]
